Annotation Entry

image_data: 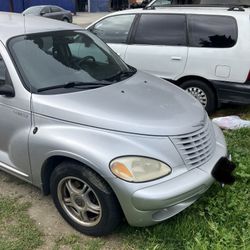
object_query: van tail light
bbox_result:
[247,71,250,81]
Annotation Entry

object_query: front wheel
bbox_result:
[180,80,216,114]
[50,161,122,236]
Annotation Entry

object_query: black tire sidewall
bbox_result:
[181,80,216,114]
[63,18,69,22]
[50,162,121,236]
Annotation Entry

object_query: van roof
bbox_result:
[104,6,250,17]
[0,12,78,44]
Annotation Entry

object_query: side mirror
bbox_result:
[40,11,46,16]
[0,84,15,97]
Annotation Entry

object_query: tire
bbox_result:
[62,17,69,22]
[180,79,216,114]
[50,161,122,236]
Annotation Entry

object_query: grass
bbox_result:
[53,234,105,250]
[0,197,43,250]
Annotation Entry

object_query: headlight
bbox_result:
[110,156,171,182]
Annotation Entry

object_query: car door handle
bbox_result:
[171,56,182,61]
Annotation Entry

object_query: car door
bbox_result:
[0,43,32,181]
[125,14,188,80]
[89,14,136,60]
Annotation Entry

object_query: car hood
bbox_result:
[32,71,206,136]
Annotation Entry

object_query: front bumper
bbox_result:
[113,124,227,227]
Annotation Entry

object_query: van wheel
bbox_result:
[180,80,216,114]
[50,161,122,236]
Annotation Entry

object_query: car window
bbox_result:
[91,15,135,44]
[151,0,172,6]
[23,6,43,15]
[69,43,109,64]
[188,15,237,48]
[50,6,62,13]
[134,14,187,46]
[42,7,50,14]
[0,57,7,85]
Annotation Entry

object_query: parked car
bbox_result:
[87,6,250,113]
[0,12,235,236]
[23,5,73,23]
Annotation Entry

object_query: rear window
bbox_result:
[188,15,237,48]
[134,14,187,46]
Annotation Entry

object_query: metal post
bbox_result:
[88,0,90,12]
[9,0,14,12]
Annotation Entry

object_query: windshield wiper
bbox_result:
[105,68,136,82]
[37,81,111,93]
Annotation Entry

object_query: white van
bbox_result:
[87,6,250,113]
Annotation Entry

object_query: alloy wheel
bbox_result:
[57,177,102,227]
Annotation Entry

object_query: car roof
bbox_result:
[0,12,79,44]
[25,5,62,9]
[25,5,46,9]
[100,6,250,17]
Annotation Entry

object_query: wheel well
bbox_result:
[41,156,109,196]
[41,156,125,219]
[176,76,218,104]
[41,156,68,195]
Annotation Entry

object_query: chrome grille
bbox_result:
[170,118,215,169]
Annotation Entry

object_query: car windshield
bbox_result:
[23,6,43,15]
[8,30,133,94]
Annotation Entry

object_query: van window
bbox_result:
[188,15,237,48]
[134,14,187,46]
[91,15,135,44]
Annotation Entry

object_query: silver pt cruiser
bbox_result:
[0,13,235,236]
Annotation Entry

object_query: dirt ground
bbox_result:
[0,170,125,250]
